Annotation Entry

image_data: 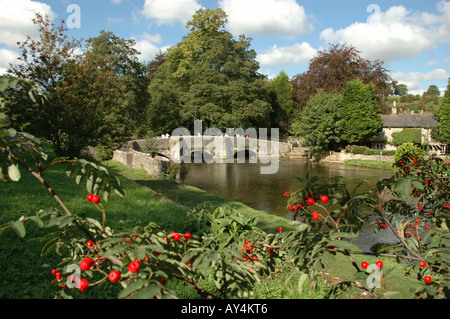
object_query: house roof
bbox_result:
[381,114,439,128]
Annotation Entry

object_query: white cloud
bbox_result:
[111,0,123,4]
[425,60,437,67]
[107,17,125,26]
[423,0,450,43]
[257,42,317,67]
[392,68,450,95]
[320,6,437,62]
[0,48,19,75]
[0,0,56,47]
[219,0,313,37]
[133,32,166,62]
[142,0,202,26]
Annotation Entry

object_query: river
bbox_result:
[176,158,399,251]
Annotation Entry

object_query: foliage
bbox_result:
[393,143,426,172]
[5,14,129,158]
[345,145,395,156]
[391,81,408,96]
[438,78,450,144]
[292,89,343,156]
[340,79,383,145]
[86,31,150,138]
[391,128,422,146]
[427,85,441,98]
[269,71,295,134]
[147,8,272,134]
[291,44,392,109]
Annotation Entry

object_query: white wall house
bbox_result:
[373,104,448,155]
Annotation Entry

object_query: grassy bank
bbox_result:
[343,159,394,170]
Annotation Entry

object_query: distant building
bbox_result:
[373,102,448,154]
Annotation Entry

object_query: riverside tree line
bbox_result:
[2,8,450,159]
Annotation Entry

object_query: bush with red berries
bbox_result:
[281,147,449,298]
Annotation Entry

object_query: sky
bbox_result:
[1,0,450,95]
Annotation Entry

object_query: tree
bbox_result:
[426,84,441,98]
[339,79,383,145]
[86,31,150,138]
[291,89,343,157]
[269,70,295,134]
[392,81,408,96]
[438,78,450,143]
[146,50,166,82]
[291,44,391,110]
[147,8,272,134]
[6,14,128,158]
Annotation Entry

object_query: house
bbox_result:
[373,102,448,154]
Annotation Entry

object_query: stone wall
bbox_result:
[322,151,395,163]
[112,149,170,178]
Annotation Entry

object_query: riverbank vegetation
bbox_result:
[2,136,444,299]
[1,8,449,301]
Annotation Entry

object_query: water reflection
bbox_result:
[177,158,393,218]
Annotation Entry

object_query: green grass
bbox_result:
[343,159,394,170]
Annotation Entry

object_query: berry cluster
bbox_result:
[284,189,329,221]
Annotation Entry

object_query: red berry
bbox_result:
[108,270,121,283]
[415,219,420,223]
[173,233,181,241]
[86,241,94,247]
[419,261,427,268]
[307,198,315,205]
[184,232,192,240]
[376,260,383,269]
[77,278,89,292]
[128,261,140,273]
[425,225,430,230]
[321,195,329,203]
[424,276,432,284]
[51,269,57,275]
[278,227,283,232]
[361,261,369,269]
[79,258,93,271]
[160,278,167,285]
[91,195,100,204]
[312,211,319,221]
[87,194,93,202]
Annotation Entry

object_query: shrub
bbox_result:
[391,128,422,145]
[345,145,395,156]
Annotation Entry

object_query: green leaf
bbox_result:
[102,243,130,258]
[297,272,308,296]
[8,220,26,238]
[7,164,20,182]
[132,285,160,299]
[118,279,146,299]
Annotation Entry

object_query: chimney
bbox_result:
[392,101,397,115]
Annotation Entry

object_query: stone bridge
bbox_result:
[113,135,308,176]
[123,136,295,163]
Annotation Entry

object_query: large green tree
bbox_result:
[269,70,295,134]
[292,89,343,156]
[147,8,272,134]
[339,79,383,145]
[438,78,450,144]
[6,14,128,158]
[86,31,150,137]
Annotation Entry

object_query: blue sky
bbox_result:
[1,0,450,95]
